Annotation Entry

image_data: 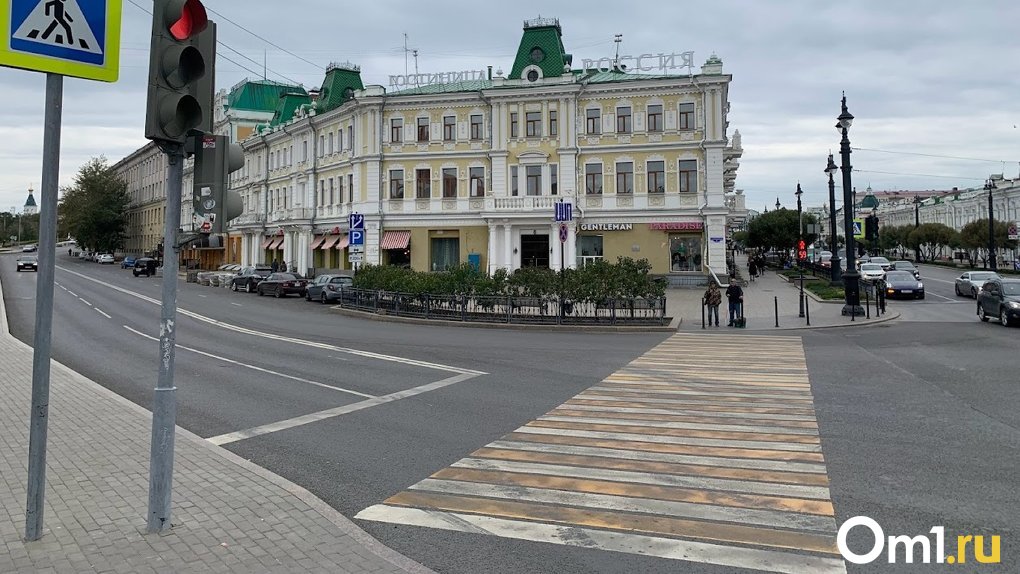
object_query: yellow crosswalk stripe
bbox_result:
[357,333,847,573]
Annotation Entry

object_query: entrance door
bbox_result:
[520,234,550,268]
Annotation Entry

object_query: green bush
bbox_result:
[805,282,846,300]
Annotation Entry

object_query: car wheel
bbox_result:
[971,287,977,299]
[274,288,283,298]
[231,282,238,292]
[1002,309,1011,327]
[978,303,989,321]
[305,291,312,301]
[257,287,264,296]
[246,282,253,293]
[321,292,328,304]
[955,285,961,296]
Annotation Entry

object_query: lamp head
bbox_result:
[795,183,803,198]
[837,93,854,129]
[825,153,838,175]
[775,197,781,210]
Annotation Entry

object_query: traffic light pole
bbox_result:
[147,143,184,533]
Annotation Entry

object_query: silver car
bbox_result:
[859,263,885,283]
[955,271,1000,298]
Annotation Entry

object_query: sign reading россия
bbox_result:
[581,51,695,74]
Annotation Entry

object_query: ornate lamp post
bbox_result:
[825,154,841,284]
[776,197,781,211]
[985,178,997,271]
[913,195,922,263]
[795,183,805,317]
[837,93,863,316]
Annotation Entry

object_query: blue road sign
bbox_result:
[349,212,365,230]
[350,229,364,245]
[852,220,863,239]
[5,0,121,70]
[554,201,572,222]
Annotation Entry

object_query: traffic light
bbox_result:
[797,239,807,261]
[865,215,879,241]
[145,0,216,144]
[192,134,244,234]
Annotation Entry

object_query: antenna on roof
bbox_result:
[403,33,417,79]
[412,49,420,87]
[613,34,623,70]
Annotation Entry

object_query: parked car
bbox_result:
[16,254,38,272]
[133,257,158,277]
[21,244,37,252]
[121,256,136,269]
[305,274,353,303]
[890,260,920,280]
[256,272,307,298]
[97,253,115,264]
[976,278,1020,327]
[883,271,924,300]
[230,265,273,293]
[859,263,886,283]
[955,271,1000,298]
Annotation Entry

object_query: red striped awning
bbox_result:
[334,234,350,250]
[380,231,411,250]
[320,235,340,250]
[261,236,274,249]
[309,235,327,249]
[269,237,284,250]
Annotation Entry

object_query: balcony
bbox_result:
[490,196,559,211]
[232,212,267,225]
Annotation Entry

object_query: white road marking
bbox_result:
[535,415,819,436]
[95,308,112,319]
[354,507,847,574]
[206,372,479,445]
[67,291,76,297]
[79,298,92,307]
[230,302,242,307]
[512,426,822,452]
[924,291,956,302]
[197,294,207,298]
[123,326,376,399]
[560,403,818,421]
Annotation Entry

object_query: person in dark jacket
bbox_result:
[725,283,744,326]
[703,284,722,327]
[270,259,279,273]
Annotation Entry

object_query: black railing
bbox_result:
[336,288,669,326]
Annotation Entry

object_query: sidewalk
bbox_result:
[0,281,431,572]
[666,252,898,331]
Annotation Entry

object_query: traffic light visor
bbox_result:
[166,0,208,40]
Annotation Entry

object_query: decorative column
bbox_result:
[503,223,513,270]
[487,223,498,274]
[550,222,561,270]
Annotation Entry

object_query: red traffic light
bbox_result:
[797,239,806,250]
[167,0,208,40]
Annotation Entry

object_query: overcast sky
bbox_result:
[2,0,1018,217]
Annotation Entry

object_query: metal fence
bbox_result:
[336,288,669,326]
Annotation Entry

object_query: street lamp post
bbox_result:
[825,154,841,284]
[985,178,997,271]
[913,196,922,263]
[837,93,863,317]
[775,198,781,211]
[795,183,805,317]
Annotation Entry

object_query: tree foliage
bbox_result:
[907,223,958,261]
[58,156,130,253]
[746,209,818,260]
[957,219,1018,265]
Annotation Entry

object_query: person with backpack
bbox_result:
[703,283,722,327]
[726,282,744,327]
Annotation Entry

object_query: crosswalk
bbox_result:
[357,333,846,573]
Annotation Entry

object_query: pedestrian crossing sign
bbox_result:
[1,0,121,82]
[852,218,864,239]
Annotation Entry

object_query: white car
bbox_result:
[868,256,892,271]
[859,263,886,283]
[97,253,115,264]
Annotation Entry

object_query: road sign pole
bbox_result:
[25,72,63,542]
[147,144,184,533]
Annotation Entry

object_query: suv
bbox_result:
[977,278,1020,327]
[16,254,38,271]
[230,265,273,293]
[133,257,158,277]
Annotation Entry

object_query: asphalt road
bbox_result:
[2,250,1017,573]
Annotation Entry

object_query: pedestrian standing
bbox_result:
[748,259,757,281]
[703,283,722,327]
[270,259,279,273]
[726,282,744,327]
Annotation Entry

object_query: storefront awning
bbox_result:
[334,234,350,250]
[320,235,340,250]
[261,236,275,249]
[269,237,284,250]
[380,231,410,250]
[309,235,327,250]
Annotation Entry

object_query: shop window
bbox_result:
[469,167,485,197]
[470,114,483,140]
[416,169,431,198]
[616,106,632,134]
[647,161,665,193]
[549,110,558,136]
[670,235,702,272]
[679,160,698,193]
[586,108,600,135]
[616,162,633,194]
[576,235,604,268]
[390,118,403,143]
[431,237,460,271]
[679,103,695,130]
[389,169,404,199]
[442,168,457,198]
[511,166,519,197]
[526,111,542,137]
[550,164,558,195]
[585,164,603,195]
[443,115,456,141]
[526,165,542,196]
[510,112,519,138]
[647,104,663,132]
[417,117,429,142]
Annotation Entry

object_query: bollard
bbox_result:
[701,298,706,330]
[805,297,811,326]
[774,296,779,328]
[865,286,871,319]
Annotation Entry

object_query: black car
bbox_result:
[883,271,925,299]
[256,272,308,298]
[977,278,1020,327]
[16,255,38,272]
[132,257,158,277]
[304,274,353,303]
[230,265,272,293]
[890,260,920,280]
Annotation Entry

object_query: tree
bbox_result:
[58,157,130,253]
[907,223,958,262]
[746,209,818,261]
[958,219,1019,267]
[877,225,911,258]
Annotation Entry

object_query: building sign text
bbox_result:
[649,221,704,231]
[389,69,488,87]
[580,223,633,231]
[581,51,695,74]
